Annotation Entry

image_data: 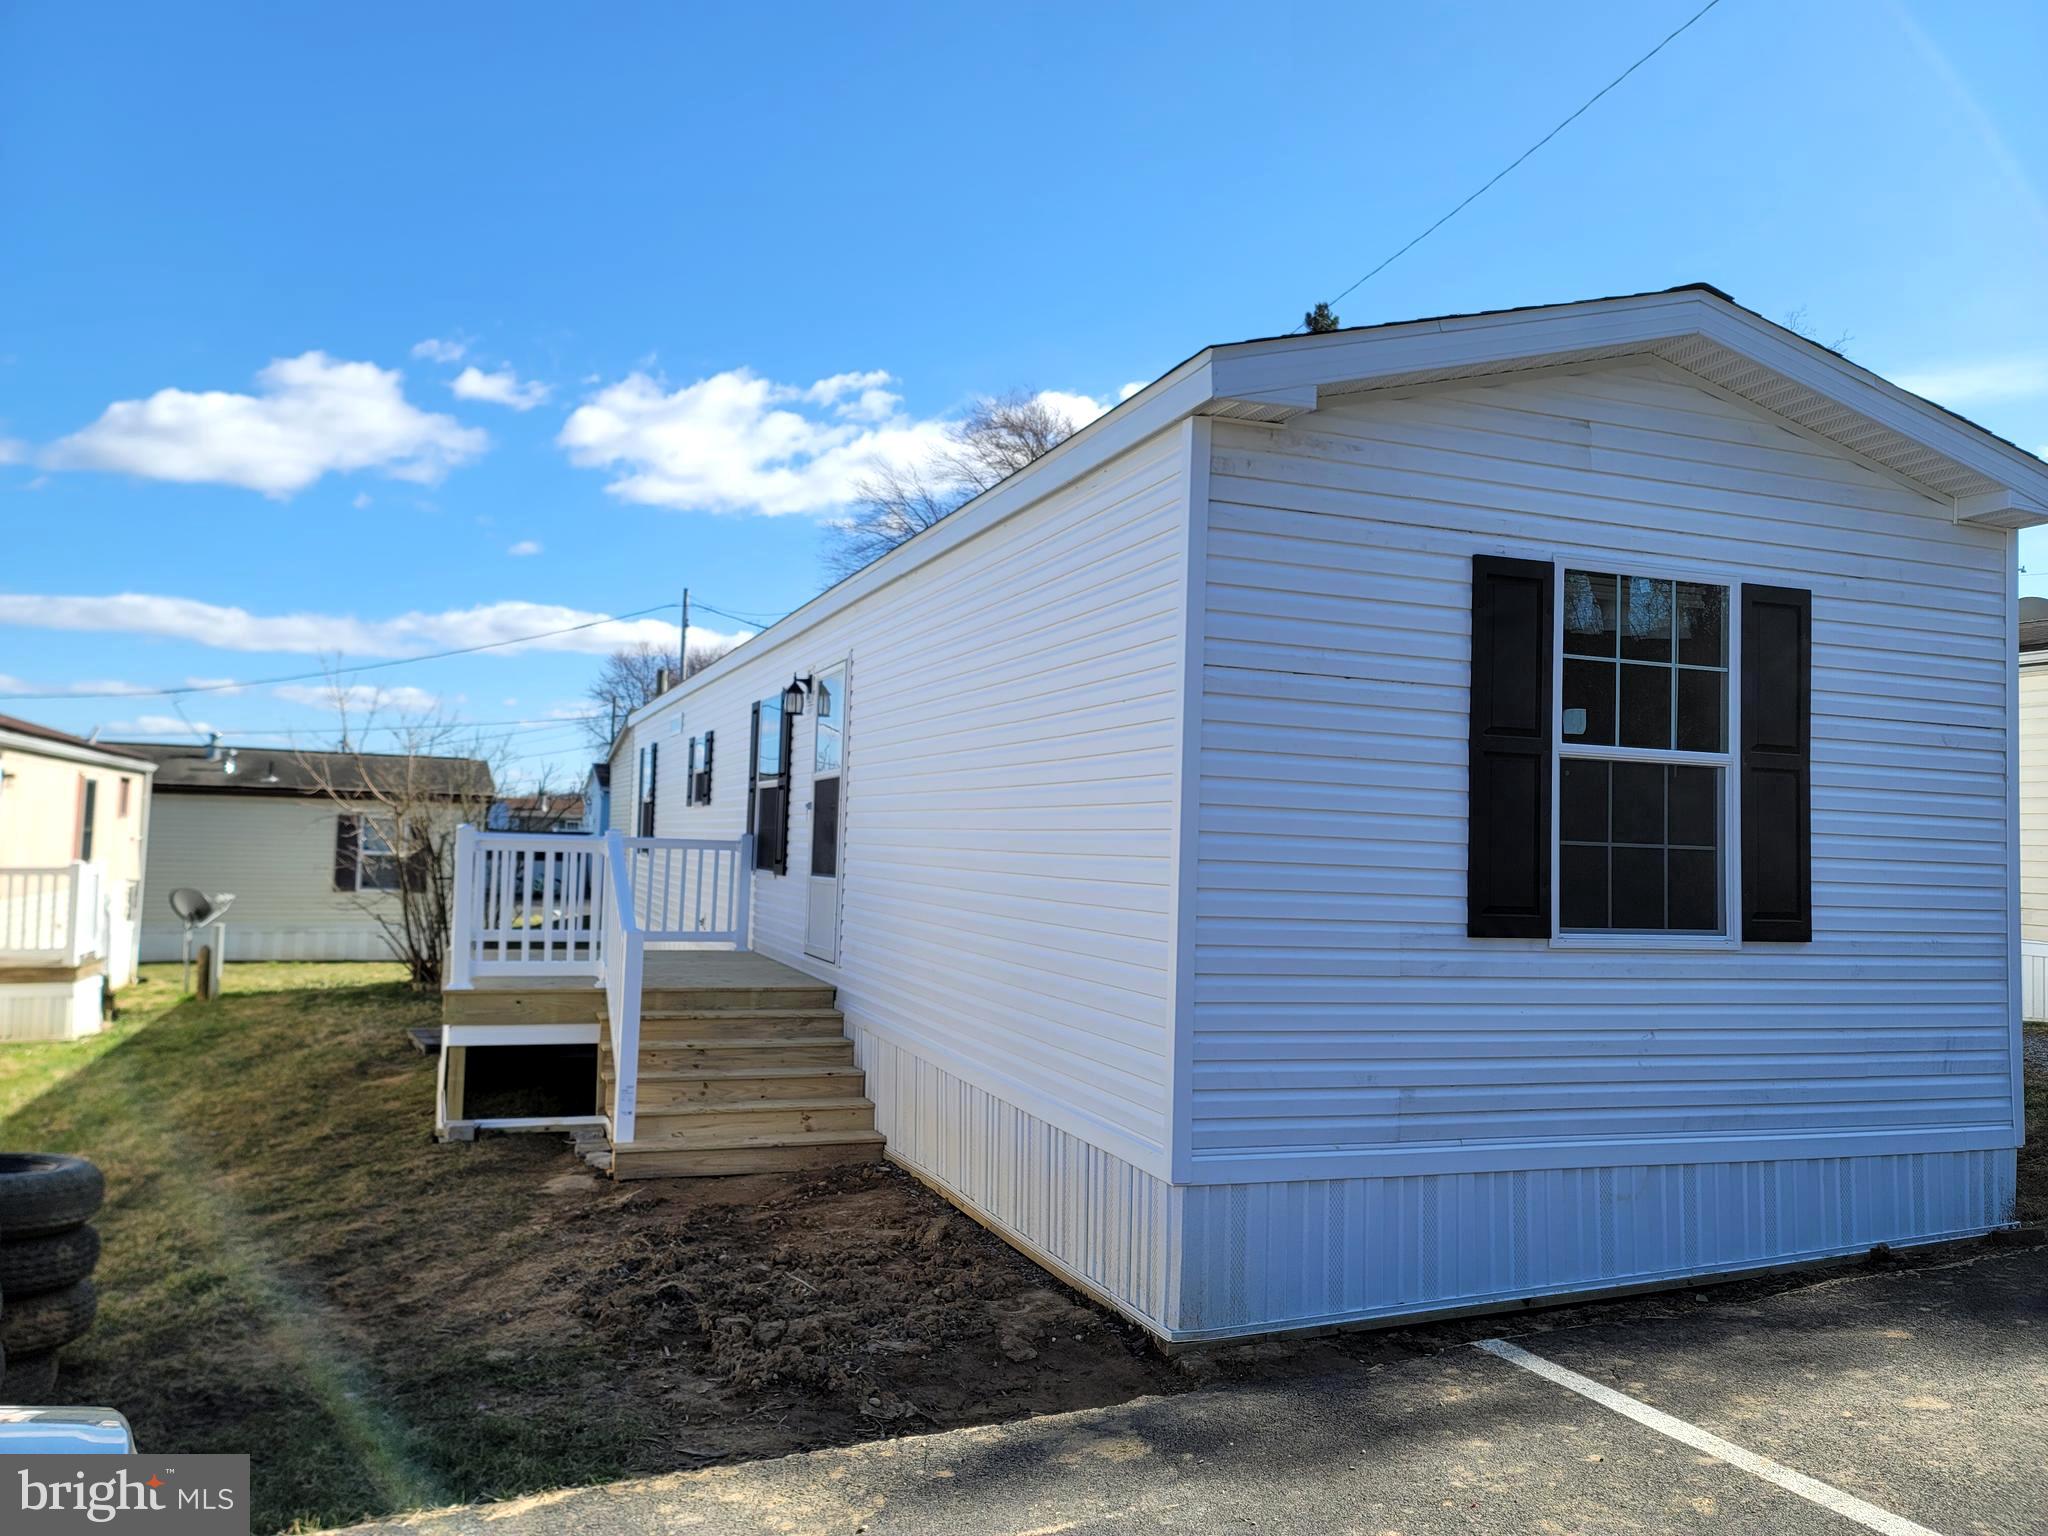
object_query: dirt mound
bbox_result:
[572,1163,1151,1425]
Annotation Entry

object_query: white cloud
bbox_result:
[507,540,542,557]
[105,714,215,738]
[1118,380,1146,402]
[352,491,372,510]
[0,591,747,659]
[452,364,550,411]
[412,337,467,364]
[0,437,26,464]
[44,352,489,497]
[559,367,948,516]
[1031,389,1112,430]
[0,676,156,698]
[1894,357,2048,407]
[185,676,244,695]
[557,369,1123,516]
[274,682,440,714]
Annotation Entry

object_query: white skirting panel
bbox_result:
[0,978,105,1044]
[139,925,397,963]
[1174,1149,2017,1341]
[852,1029,2015,1343]
[2025,940,2048,1024]
[852,1025,1179,1334]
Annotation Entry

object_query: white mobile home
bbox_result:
[0,715,156,1039]
[459,286,2046,1342]
[133,743,493,963]
[2019,598,2048,1021]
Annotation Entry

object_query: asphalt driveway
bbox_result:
[345,1243,2047,1536]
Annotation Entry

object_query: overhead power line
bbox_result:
[690,598,785,630]
[0,603,678,703]
[102,713,603,743]
[1301,0,1726,328]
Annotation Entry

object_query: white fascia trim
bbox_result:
[1694,300,2048,516]
[0,730,160,775]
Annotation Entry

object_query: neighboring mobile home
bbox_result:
[488,792,587,834]
[2019,597,2048,1021]
[0,715,156,1039]
[456,286,2047,1342]
[130,742,493,963]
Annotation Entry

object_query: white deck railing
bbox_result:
[622,836,753,947]
[446,826,754,1145]
[449,829,608,981]
[0,863,106,967]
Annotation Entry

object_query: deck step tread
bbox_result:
[608,1064,865,1082]
[637,1006,842,1018]
[630,1097,875,1115]
[613,1129,885,1153]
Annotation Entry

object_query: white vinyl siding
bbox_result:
[139,794,410,962]
[1190,361,2016,1180]
[627,427,1191,1168]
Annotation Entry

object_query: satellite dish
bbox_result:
[168,888,217,924]
[167,889,235,995]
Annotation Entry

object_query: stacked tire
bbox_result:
[0,1154,104,1403]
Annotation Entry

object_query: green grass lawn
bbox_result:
[0,963,649,1534]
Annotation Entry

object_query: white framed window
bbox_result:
[1553,566,1739,945]
[356,816,403,892]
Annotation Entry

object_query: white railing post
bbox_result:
[63,861,88,967]
[602,828,642,1145]
[734,835,754,951]
[447,823,477,989]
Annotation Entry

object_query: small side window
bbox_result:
[637,743,659,835]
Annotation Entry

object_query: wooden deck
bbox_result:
[440,950,882,1177]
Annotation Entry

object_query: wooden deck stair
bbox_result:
[597,957,882,1179]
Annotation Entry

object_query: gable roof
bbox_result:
[1197,285,2048,520]
[2021,596,2048,656]
[0,714,159,773]
[637,283,2048,732]
[121,742,493,799]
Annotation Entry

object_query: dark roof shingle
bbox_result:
[118,742,493,798]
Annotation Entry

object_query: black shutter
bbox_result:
[1467,555,1554,937]
[701,730,714,804]
[776,702,795,876]
[333,814,360,891]
[1741,583,1812,942]
[747,703,761,838]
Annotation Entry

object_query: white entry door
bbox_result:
[804,663,846,962]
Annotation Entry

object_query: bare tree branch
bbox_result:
[293,688,503,992]
[823,391,1082,582]
[582,636,738,747]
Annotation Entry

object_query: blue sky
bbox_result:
[2,0,2043,788]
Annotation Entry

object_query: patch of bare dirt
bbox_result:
[561,1162,1173,1439]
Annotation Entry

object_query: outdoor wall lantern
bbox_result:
[782,674,813,716]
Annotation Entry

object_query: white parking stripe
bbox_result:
[1474,1338,1946,1536]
